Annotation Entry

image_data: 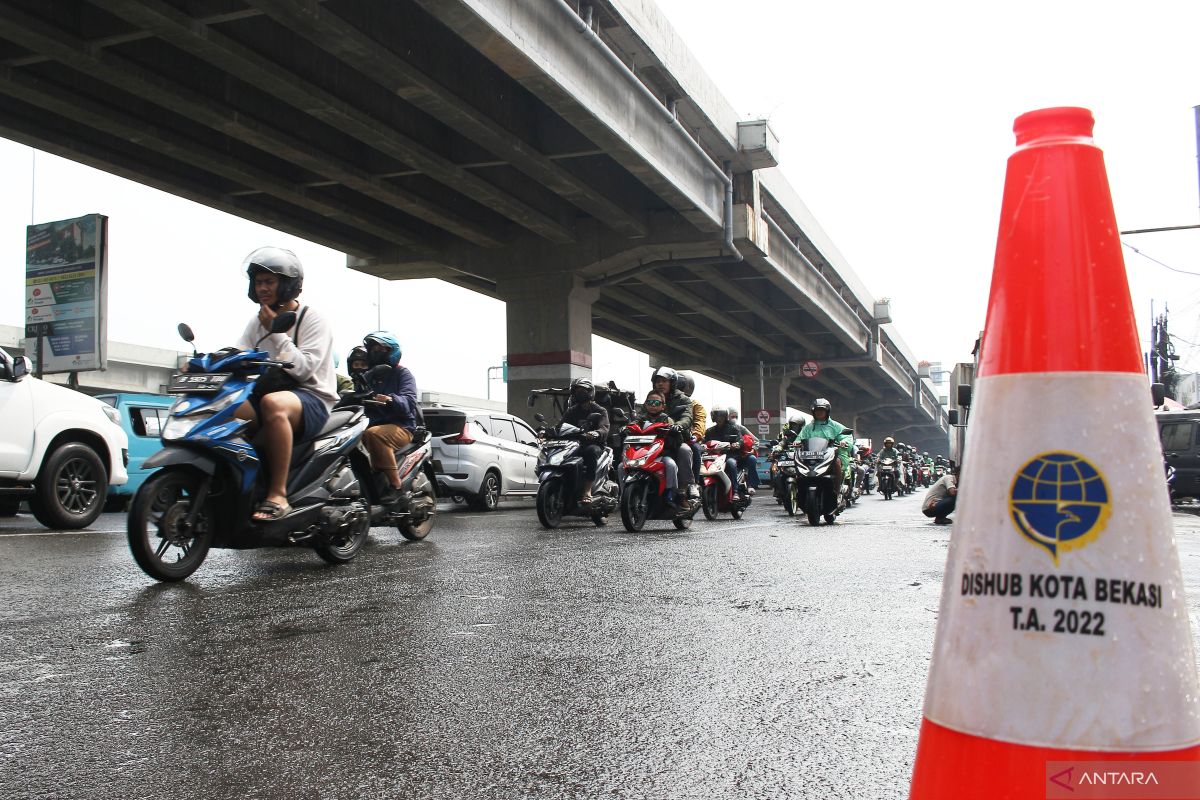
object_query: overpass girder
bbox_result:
[415,0,727,233]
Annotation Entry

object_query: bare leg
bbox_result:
[251,392,303,518]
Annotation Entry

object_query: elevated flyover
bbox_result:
[0,0,947,451]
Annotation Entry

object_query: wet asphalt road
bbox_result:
[1,494,1198,800]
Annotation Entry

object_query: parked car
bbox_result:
[0,347,129,528]
[1157,409,1200,501]
[423,407,540,510]
[95,392,174,510]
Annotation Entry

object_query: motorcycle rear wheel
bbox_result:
[315,511,370,563]
[398,473,437,541]
[620,480,649,532]
[127,469,213,582]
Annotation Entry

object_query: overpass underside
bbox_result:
[0,0,947,451]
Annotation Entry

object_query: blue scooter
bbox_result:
[127,314,436,582]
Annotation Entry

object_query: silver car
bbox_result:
[424,407,541,510]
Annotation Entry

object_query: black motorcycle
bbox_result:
[533,416,618,528]
[877,457,898,500]
[772,442,802,516]
[794,432,852,525]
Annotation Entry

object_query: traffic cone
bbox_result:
[909,107,1200,799]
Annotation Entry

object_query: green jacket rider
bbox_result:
[799,398,854,477]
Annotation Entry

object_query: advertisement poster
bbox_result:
[24,214,108,375]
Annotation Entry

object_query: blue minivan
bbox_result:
[96,393,175,509]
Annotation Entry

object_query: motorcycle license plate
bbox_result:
[777,459,795,467]
[800,451,826,459]
[624,435,655,445]
[167,372,230,393]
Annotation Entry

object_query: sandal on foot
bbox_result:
[252,500,291,522]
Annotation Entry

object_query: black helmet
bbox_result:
[244,246,304,305]
[570,378,595,402]
[676,374,695,397]
[811,398,831,415]
[651,366,678,393]
[712,407,729,422]
[347,346,368,376]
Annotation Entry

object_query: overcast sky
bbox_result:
[2,0,1198,415]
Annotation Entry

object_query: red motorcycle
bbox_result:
[699,436,752,520]
[619,421,698,532]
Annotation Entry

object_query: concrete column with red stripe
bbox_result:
[498,271,598,424]
[909,107,1200,798]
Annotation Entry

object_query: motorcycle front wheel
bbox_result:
[701,484,719,520]
[783,483,797,516]
[620,479,650,532]
[127,469,213,582]
[536,478,565,529]
[804,493,821,526]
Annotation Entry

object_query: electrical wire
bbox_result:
[1121,241,1200,277]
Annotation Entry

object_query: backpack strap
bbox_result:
[290,305,309,347]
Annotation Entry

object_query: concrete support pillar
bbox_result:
[735,372,792,440]
[498,271,597,424]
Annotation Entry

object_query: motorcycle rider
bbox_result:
[779,414,806,446]
[677,373,705,501]
[703,407,754,497]
[559,378,610,506]
[923,466,958,524]
[634,389,684,508]
[360,332,420,505]
[651,367,697,500]
[798,398,853,493]
[727,408,760,493]
[337,345,369,396]
[233,247,338,522]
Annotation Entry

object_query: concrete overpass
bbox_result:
[0,0,948,452]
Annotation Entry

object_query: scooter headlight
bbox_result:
[625,456,648,468]
[813,464,829,476]
[162,413,211,441]
[182,390,243,417]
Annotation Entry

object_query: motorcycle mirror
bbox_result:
[1151,382,1166,407]
[534,412,546,423]
[610,407,627,422]
[271,311,297,334]
[956,383,973,408]
[177,323,195,343]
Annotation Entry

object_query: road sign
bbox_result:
[757,424,770,436]
[800,359,821,378]
[755,409,770,424]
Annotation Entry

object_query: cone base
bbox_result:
[910,718,1200,799]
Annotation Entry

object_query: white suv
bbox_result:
[0,348,129,528]
[423,407,540,511]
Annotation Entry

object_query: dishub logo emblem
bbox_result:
[1009,452,1111,565]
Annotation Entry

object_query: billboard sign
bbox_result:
[24,214,108,374]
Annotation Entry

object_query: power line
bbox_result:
[1121,241,1200,277]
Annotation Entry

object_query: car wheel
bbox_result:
[467,471,501,512]
[30,443,108,530]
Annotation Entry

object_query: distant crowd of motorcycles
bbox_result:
[529,368,948,532]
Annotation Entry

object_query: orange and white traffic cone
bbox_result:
[909,107,1200,799]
